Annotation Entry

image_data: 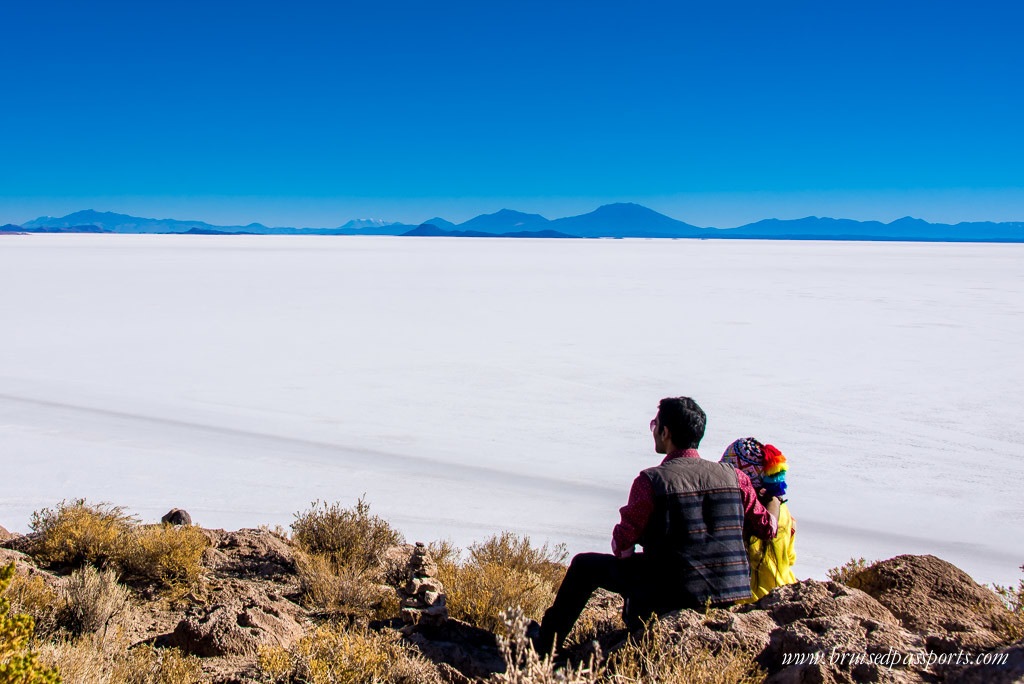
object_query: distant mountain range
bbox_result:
[11,205,1024,242]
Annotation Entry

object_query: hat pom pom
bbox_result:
[762,444,787,475]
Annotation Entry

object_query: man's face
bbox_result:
[651,413,668,454]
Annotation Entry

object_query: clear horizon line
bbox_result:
[8,203,1024,232]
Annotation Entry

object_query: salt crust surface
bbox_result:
[1,235,1021,584]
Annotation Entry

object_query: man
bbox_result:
[537,396,779,657]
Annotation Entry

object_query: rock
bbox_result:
[943,640,1024,684]
[755,581,928,683]
[398,542,448,627]
[204,528,295,578]
[382,543,416,585]
[0,525,13,542]
[404,618,506,680]
[603,580,929,683]
[655,605,777,656]
[847,555,1010,651]
[161,509,192,526]
[0,531,37,555]
[169,591,303,657]
[0,548,37,571]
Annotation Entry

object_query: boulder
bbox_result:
[0,548,37,571]
[203,528,295,578]
[754,581,927,683]
[847,555,1010,651]
[169,589,303,657]
[943,640,1024,684]
[403,618,506,680]
[161,509,192,526]
[610,580,929,684]
[0,531,37,555]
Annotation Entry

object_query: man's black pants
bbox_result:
[537,552,701,656]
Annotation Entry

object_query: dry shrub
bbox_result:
[256,623,439,684]
[427,539,460,568]
[436,533,566,633]
[990,563,1024,642]
[469,533,567,589]
[0,562,61,683]
[59,565,130,636]
[605,617,764,684]
[826,556,876,584]
[491,607,762,684]
[29,499,135,568]
[2,570,62,637]
[118,524,208,588]
[563,603,625,650]
[291,498,403,574]
[39,631,206,684]
[492,607,602,684]
[295,551,399,621]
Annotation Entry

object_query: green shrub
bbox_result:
[291,498,403,574]
[0,563,60,683]
[29,500,134,568]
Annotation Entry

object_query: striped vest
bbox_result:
[638,456,753,606]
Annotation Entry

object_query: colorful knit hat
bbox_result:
[721,437,788,498]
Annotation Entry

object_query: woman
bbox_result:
[721,437,797,601]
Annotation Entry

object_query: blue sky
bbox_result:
[2,0,1022,227]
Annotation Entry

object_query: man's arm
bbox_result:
[611,473,654,557]
[735,469,778,540]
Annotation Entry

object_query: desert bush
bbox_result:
[118,524,208,588]
[492,607,603,684]
[427,539,460,568]
[59,566,130,636]
[468,533,567,589]
[492,607,763,684]
[604,616,764,684]
[991,563,1024,613]
[39,631,205,684]
[29,499,135,568]
[0,563,61,683]
[435,533,567,633]
[291,498,403,575]
[826,556,875,584]
[991,563,1024,642]
[256,623,439,683]
[2,571,61,637]
[563,603,625,650]
[295,551,398,621]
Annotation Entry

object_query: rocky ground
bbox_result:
[1,521,1022,683]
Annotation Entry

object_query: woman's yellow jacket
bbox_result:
[744,502,797,601]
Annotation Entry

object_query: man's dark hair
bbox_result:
[657,396,706,449]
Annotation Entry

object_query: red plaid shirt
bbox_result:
[611,449,778,557]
